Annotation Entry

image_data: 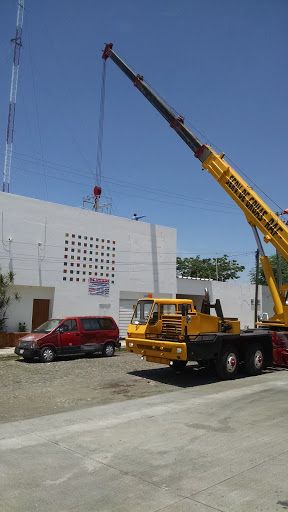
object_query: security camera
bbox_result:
[8,237,13,242]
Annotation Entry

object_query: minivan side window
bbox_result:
[98,318,116,330]
[61,319,78,332]
[80,318,100,331]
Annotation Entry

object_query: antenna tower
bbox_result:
[2,0,24,193]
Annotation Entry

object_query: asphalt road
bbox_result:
[1,352,288,511]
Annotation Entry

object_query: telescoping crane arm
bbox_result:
[102,43,288,324]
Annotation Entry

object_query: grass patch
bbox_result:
[0,355,19,361]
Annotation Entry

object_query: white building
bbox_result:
[0,192,176,336]
[0,192,274,335]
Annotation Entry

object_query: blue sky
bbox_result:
[0,0,287,281]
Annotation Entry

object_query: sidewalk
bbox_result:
[0,347,16,357]
[1,372,288,512]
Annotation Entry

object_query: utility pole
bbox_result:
[3,0,24,193]
[254,248,259,328]
[215,258,218,281]
[276,251,282,288]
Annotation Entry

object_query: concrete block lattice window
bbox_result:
[63,233,116,286]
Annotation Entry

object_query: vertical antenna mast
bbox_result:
[2,0,24,193]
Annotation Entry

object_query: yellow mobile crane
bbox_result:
[103,43,288,379]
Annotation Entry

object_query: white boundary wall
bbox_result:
[177,277,274,329]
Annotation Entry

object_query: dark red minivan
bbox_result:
[15,316,120,363]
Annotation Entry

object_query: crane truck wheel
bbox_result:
[244,344,264,376]
[216,345,239,380]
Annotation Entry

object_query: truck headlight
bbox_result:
[176,348,182,354]
[128,342,134,348]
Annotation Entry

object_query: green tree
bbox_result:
[176,255,245,281]
[0,270,21,331]
[249,254,288,285]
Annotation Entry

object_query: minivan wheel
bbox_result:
[103,343,115,357]
[39,347,55,363]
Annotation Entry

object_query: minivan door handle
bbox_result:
[75,333,80,336]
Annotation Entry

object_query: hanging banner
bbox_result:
[88,278,110,296]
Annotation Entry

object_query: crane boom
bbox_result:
[103,43,288,325]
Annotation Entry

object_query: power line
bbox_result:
[26,13,48,200]
[4,158,242,215]
[109,53,283,212]
[0,244,255,256]
[0,147,239,210]
[10,166,242,215]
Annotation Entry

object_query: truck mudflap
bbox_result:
[126,338,187,363]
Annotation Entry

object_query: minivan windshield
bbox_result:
[33,319,63,333]
[131,300,153,325]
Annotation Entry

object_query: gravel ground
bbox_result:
[0,350,220,424]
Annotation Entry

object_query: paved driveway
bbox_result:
[1,370,288,511]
